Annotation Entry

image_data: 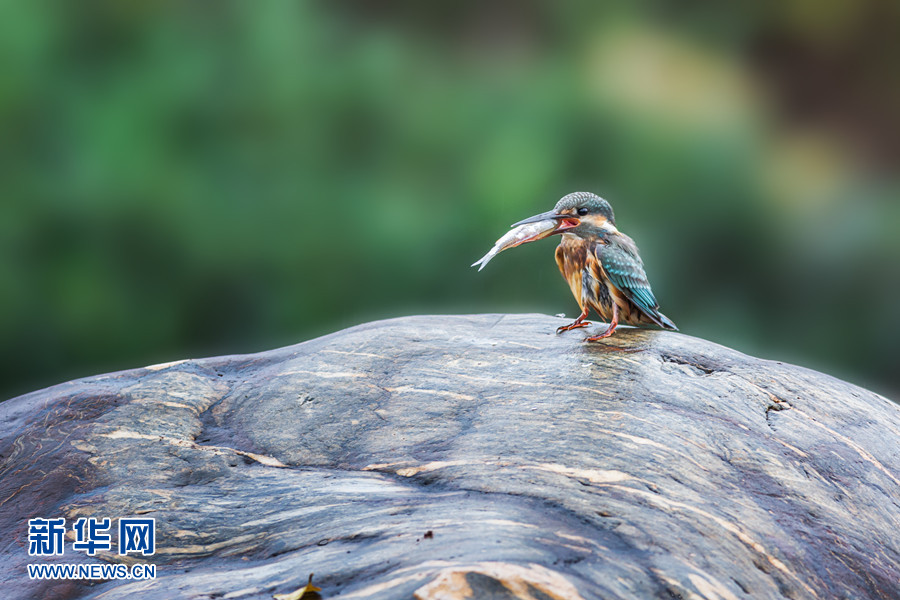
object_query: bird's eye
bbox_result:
[577,207,589,216]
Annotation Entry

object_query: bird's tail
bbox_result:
[657,312,678,331]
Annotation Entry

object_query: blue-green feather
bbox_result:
[598,243,666,326]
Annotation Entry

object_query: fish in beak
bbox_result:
[471,210,580,271]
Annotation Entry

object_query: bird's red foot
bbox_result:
[557,321,592,334]
[585,304,619,342]
[585,324,617,342]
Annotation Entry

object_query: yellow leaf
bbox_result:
[273,573,321,600]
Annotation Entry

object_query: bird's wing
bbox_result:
[596,242,669,328]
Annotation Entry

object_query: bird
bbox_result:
[513,192,677,341]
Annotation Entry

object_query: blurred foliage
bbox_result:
[1,1,899,401]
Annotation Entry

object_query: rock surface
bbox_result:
[1,314,899,600]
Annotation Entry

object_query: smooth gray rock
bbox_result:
[1,314,898,600]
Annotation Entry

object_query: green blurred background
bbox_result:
[2,1,899,401]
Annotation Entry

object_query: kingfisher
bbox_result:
[513,192,677,341]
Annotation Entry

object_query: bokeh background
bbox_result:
[2,1,899,402]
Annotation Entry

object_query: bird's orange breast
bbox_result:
[555,237,587,309]
[555,236,628,324]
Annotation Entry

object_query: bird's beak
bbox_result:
[512,210,580,233]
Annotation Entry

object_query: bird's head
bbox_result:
[513,192,617,239]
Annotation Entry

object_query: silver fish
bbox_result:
[471,219,558,271]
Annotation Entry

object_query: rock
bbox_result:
[1,314,899,600]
